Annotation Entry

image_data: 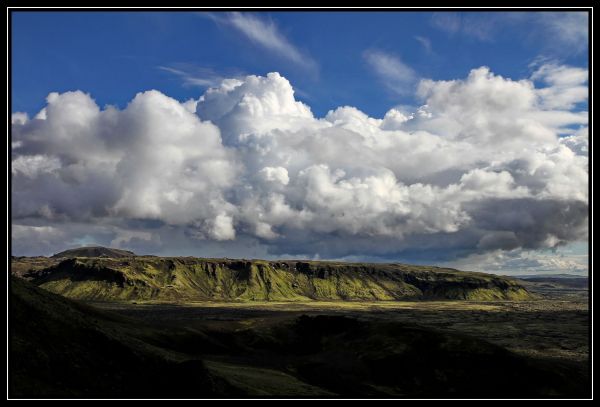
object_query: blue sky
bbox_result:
[11,11,589,275]
[12,11,589,118]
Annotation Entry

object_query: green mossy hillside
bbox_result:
[15,256,532,302]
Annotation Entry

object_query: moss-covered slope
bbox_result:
[13,255,532,302]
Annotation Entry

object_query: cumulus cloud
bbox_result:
[12,89,238,237]
[11,66,588,271]
[196,71,314,145]
[443,243,588,276]
[259,166,290,185]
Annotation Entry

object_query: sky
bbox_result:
[10,10,589,275]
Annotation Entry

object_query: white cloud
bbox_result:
[12,224,67,256]
[195,71,314,144]
[364,50,418,95]
[11,66,588,266]
[12,224,64,240]
[442,244,588,275]
[210,213,236,241]
[158,64,249,91]
[204,12,316,71]
[413,66,588,147]
[531,63,588,87]
[537,12,588,54]
[531,62,588,110]
[158,66,222,88]
[430,12,589,55]
[12,155,62,178]
[559,126,588,155]
[414,36,433,53]
[430,12,496,41]
[12,89,238,237]
[11,112,28,125]
[430,12,462,35]
[259,166,289,185]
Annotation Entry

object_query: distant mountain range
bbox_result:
[513,274,588,279]
[513,274,589,290]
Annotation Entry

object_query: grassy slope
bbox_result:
[14,256,532,302]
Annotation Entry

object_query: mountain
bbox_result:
[12,254,533,302]
[51,246,136,259]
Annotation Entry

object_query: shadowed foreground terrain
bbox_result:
[9,277,236,398]
[9,273,590,398]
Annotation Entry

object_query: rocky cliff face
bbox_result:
[12,256,532,302]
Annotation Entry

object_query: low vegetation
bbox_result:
[12,247,532,302]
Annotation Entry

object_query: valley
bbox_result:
[9,247,590,398]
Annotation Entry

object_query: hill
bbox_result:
[9,276,234,397]
[12,253,532,302]
[9,276,587,397]
[51,246,136,259]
